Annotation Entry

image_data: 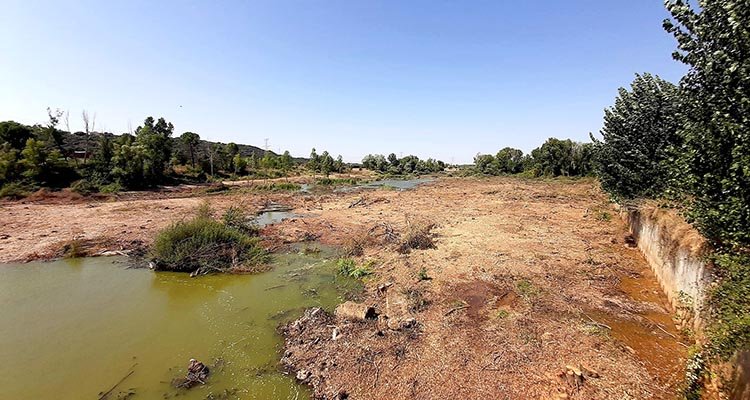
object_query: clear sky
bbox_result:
[1,0,686,163]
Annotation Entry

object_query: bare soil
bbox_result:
[0,176,686,399]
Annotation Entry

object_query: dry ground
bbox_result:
[0,176,686,399]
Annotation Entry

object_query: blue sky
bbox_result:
[1,1,686,163]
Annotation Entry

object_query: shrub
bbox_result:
[397,221,437,254]
[98,182,122,194]
[150,211,267,273]
[337,258,373,279]
[62,239,85,258]
[0,182,30,199]
[221,206,259,236]
[70,179,98,195]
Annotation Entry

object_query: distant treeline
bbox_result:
[473,139,594,177]
[360,153,446,175]
[0,115,307,196]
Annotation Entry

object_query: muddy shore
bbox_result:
[0,176,686,398]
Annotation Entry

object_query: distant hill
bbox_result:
[60,131,301,160]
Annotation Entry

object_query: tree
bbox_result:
[134,116,174,184]
[531,138,576,176]
[387,153,399,167]
[320,151,333,176]
[334,155,344,173]
[591,74,681,200]
[308,148,319,171]
[473,154,498,175]
[495,147,525,174]
[280,151,293,173]
[180,132,200,168]
[81,110,95,164]
[0,121,34,150]
[664,0,750,251]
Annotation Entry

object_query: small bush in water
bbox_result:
[151,208,266,273]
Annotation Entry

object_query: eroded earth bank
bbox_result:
[0,177,686,399]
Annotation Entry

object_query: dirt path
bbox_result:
[0,176,686,398]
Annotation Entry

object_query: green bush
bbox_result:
[336,258,373,279]
[151,212,267,273]
[0,182,30,199]
[98,182,122,194]
[70,179,98,195]
[221,206,259,236]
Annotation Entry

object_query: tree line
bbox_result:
[0,114,301,196]
[361,153,446,175]
[473,139,595,177]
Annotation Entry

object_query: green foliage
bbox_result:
[659,0,750,365]
[417,266,431,281]
[362,153,445,175]
[704,253,750,359]
[307,148,346,175]
[336,258,373,279]
[530,138,594,177]
[151,209,266,273]
[664,0,750,253]
[475,142,593,177]
[70,179,98,195]
[0,121,34,150]
[0,182,30,199]
[180,132,201,167]
[516,279,539,299]
[592,73,681,200]
[221,206,259,236]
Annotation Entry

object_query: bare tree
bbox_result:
[81,110,96,164]
[64,110,77,166]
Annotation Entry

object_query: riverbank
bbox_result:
[0,176,687,398]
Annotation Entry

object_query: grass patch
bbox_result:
[150,204,267,273]
[595,210,612,221]
[516,279,540,299]
[336,258,374,279]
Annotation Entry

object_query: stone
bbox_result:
[335,301,377,321]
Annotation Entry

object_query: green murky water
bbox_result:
[0,246,357,400]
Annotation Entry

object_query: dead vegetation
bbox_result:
[0,176,686,399]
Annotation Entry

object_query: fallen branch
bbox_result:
[444,303,469,316]
[583,313,612,330]
[99,363,137,400]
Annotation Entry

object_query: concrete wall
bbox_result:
[624,205,750,400]
[624,205,710,328]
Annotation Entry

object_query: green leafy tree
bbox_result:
[474,154,498,175]
[308,148,319,171]
[180,132,200,168]
[134,117,174,184]
[592,73,681,199]
[280,150,293,174]
[320,151,333,176]
[664,0,750,251]
[0,121,34,150]
[334,155,344,173]
[495,147,525,174]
